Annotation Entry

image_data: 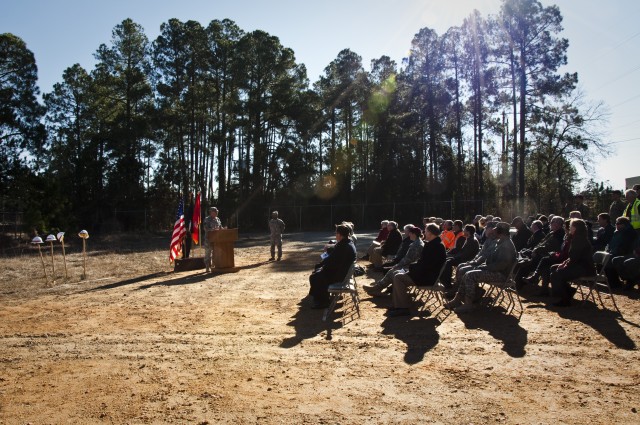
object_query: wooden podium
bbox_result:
[207,228,239,271]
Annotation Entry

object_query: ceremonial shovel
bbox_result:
[78,230,89,280]
[57,232,68,279]
[31,236,49,285]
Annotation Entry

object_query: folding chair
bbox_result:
[323,263,360,322]
[479,262,523,319]
[572,251,623,317]
[411,262,450,318]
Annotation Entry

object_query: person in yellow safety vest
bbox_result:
[623,189,640,235]
[441,220,456,250]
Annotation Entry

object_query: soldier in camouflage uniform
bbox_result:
[268,211,286,261]
[204,207,222,272]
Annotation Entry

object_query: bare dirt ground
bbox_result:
[1,232,639,424]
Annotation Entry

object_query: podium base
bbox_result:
[209,267,240,274]
[174,257,205,272]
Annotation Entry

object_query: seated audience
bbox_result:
[592,213,614,252]
[363,220,389,260]
[452,220,466,251]
[480,216,495,244]
[386,224,447,317]
[445,222,517,313]
[370,221,402,268]
[604,216,637,288]
[523,220,573,296]
[511,216,532,252]
[612,236,640,291]
[379,224,414,271]
[441,220,456,250]
[606,216,636,257]
[453,221,498,291]
[540,215,550,234]
[440,224,480,288]
[472,214,483,232]
[549,219,596,307]
[475,217,486,240]
[526,220,545,249]
[308,224,356,309]
[515,216,565,288]
[363,226,424,296]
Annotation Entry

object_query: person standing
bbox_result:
[268,211,286,261]
[204,207,222,272]
[609,190,626,222]
[623,189,640,237]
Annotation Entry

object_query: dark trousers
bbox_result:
[550,265,592,300]
[612,255,640,283]
[441,257,460,287]
[515,255,543,282]
[309,271,332,304]
[537,255,563,287]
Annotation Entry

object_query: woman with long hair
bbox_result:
[549,219,596,307]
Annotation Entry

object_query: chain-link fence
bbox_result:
[264,200,484,232]
[0,211,23,239]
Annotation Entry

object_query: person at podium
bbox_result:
[204,207,222,272]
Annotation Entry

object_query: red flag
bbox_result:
[191,192,201,245]
[170,198,186,263]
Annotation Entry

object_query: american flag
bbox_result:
[170,198,187,263]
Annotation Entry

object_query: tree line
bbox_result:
[0,0,608,234]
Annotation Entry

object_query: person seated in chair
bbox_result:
[592,213,614,252]
[480,215,496,244]
[613,236,640,291]
[386,224,446,317]
[511,216,532,252]
[525,220,545,250]
[549,219,596,307]
[363,226,424,296]
[363,220,389,260]
[569,210,594,241]
[539,215,550,234]
[475,216,486,240]
[515,215,565,288]
[378,224,414,272]
[451,220,466,251]
[440,224,480,289]
[370,221,402,268]
[445,222,517,313]
[440,220,456,251]
[523,220,573,296]
[604,216,637,289]
[451,221,498,297]
[308,224,356,309]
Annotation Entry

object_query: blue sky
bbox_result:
[2,0,638,189]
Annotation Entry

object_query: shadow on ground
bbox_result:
[457,308,528,358]
[280,297,341,348]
